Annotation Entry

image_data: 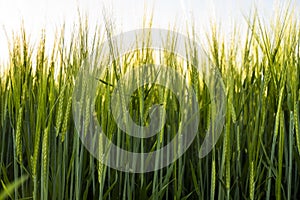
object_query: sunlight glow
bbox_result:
[0,0,298,68]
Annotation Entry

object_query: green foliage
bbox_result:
[0,5,300,200]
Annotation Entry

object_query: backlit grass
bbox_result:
[0,5,300,200]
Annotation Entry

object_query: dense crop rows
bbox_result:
[0,7,300,200]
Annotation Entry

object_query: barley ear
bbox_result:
[61,96,72,142]
[294,101,299,153]
[55,87,65,137]
[41,126,49,200]
[97,134,104,184]
[249,161,255,200]
[16,106,23,162]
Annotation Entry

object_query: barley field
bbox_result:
[0,5,300,200]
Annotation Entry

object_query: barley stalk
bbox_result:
[267,86,284,199]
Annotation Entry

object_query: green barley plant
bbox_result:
[0,2,300,199]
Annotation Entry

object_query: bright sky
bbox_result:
[0,0,299,70]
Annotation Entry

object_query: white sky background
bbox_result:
[0,0,299,71]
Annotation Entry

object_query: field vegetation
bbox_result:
[0,4,300,200]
